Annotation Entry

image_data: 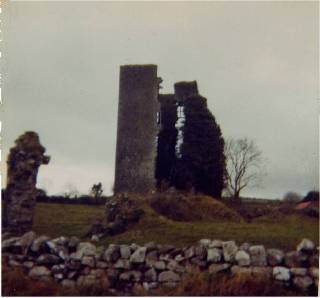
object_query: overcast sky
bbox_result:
[1,1,319,199]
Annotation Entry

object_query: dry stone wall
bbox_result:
[2,232,319,295]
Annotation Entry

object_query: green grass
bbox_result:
[33,202,319,251]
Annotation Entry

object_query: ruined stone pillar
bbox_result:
[3,131,50,235]
[114,65,159,194]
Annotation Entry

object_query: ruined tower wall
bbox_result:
[114,65,159,194]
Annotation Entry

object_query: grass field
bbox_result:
[32,201,319,251]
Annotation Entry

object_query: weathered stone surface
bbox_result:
[146,250,158,262]
[145,241,157,251]
[190,257,207,268]
[267,249,284,266]
[297,239,315,253]
[96,261,108,269]
[8,260,21,267]
[199,239,211,247]
[31,236,50,252]
[144,268,157,282]
[167,260,185,273]
[154,261,166,270]
[51,264,65,274]
[29,266,51,279]
[103,244,120,262]
[175,254,185,262]
[81,256,95,268]
[207,248,222,263]
[54,273,64,280]
[184,246,195,259]
[130,247,146,264]
[68,236,80,249]
[209,240,223,249]
[76,242,97,258]
[2,237,21,252]
[222,241,238,262]
[36,254,60,265]
[290,268,308,276]
[114,259,131,269]
[249,245,267,266]
[284,251,308,268]
[120,270,142,282]
[194,245,207,260]
[17,231,36,251]
[77,275,97,287]
[235,250,250,266]
[3,132,50,235]
[273,266,291,281]
[23,261,34,269]
[159,271,181,282]
[293,276,313,290]
[120,245,131,259]
[239,242,250,252]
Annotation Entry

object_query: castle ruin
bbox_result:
[114,64,202,194]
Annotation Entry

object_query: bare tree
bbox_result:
[90,182,103,204]
[225,138,264,201]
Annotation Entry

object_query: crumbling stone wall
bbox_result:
[3,132,50,235]
[2,233,319,296]
[155,94,178,187]
[114,65,160,194]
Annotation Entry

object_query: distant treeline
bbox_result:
[36,195,111,205]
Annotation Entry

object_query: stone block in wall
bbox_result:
[222,241,238,262]
[207,248,222,263]
[267,248,284,266]
[273,266,291,281]
[235,250,250,267]
[249,245,267,266]
[293,276,313,290]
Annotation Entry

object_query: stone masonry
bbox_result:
[3,132,50,235]
[114,65,160,194]
[2,234,319,295]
